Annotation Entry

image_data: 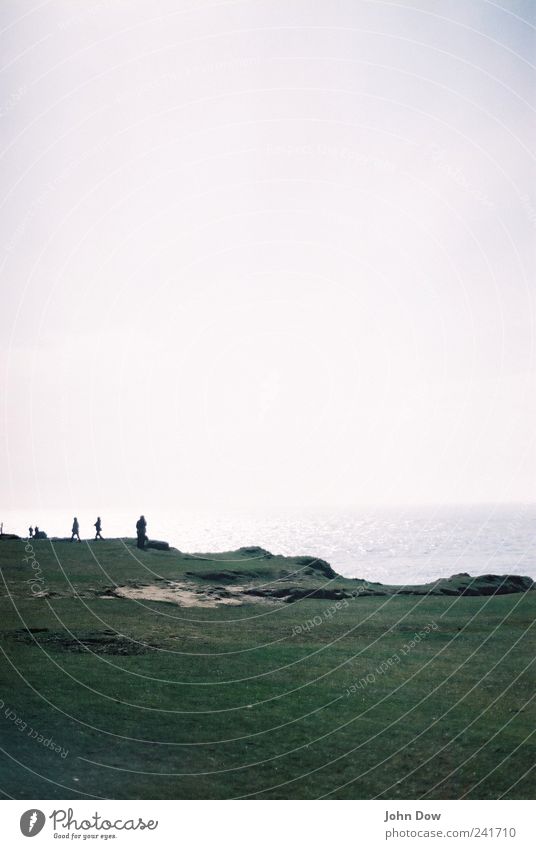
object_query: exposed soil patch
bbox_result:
[101,581,361,607]
[185,569,262,582]
[245,586,356,602]
[7,628,155,655]
[105,581,276,608]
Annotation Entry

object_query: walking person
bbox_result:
[71,517,81,542]
[29,526,33,539]
[94,517,103,540]
[136,515,147,549]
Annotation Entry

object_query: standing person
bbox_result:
[94,517,103,540]
[71,517,80,542]
[136,515,147,549]
[29,526,33,539]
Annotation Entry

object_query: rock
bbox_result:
[146,540,170,551]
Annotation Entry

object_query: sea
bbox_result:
[2,504,535,585]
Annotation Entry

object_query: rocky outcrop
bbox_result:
[375,572,534,597]
[237,546,273,558]
[146,540,170,551]
[293,556,338,579]
[438,573,534,596]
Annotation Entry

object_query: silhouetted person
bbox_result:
[94,517,103,540]
[71,517,80,542]
[29,526,33,539]
[136,515,147,549]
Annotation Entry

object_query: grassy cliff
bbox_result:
[0,538,534,799]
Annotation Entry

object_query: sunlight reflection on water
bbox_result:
[4,504,535,584]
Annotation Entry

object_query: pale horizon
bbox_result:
[1,0,535,514]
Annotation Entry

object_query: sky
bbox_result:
[1,0,535,516]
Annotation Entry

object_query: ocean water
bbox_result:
[3,504,535,585]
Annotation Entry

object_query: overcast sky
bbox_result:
[1,0,535,514]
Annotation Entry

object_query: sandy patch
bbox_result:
[109,582,266,608]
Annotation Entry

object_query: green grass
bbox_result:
[0,538,534,799]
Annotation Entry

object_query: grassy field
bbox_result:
[0,538,534,799]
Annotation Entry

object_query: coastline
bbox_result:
[1,537,534,799]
